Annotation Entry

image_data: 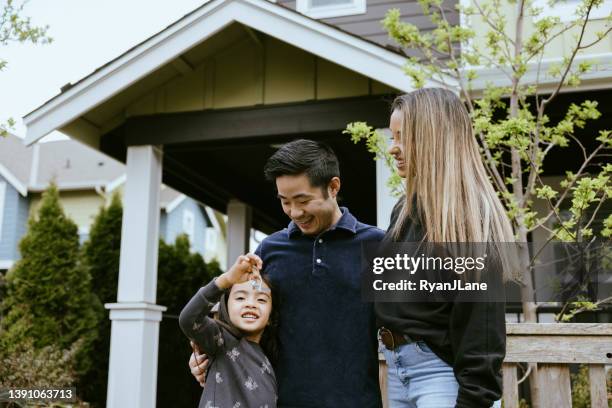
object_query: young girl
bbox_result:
[179,253,278,408]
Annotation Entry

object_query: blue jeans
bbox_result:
[380,341,502,408]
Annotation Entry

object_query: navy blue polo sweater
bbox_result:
[256,207,384,408]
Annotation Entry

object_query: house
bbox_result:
[0,133,227,271]
[19,0,611,406]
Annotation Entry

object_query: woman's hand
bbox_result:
[215,253,263,289]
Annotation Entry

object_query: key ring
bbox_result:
[250,265,263,291]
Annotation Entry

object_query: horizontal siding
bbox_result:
[14,191,29,260]
[0,176,29,262]
[164,198,209,257]
[160,212,168,241]
[278,0,296,7]
[277,0,459,48]
[324,2,431,25]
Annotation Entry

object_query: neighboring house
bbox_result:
[0,134,226,271]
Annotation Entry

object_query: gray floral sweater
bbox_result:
[179,279,277,408]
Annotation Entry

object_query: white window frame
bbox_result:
[533,0,612,22]
[0,182,6,241]
[297,0,366,19]
[182,209,195,248]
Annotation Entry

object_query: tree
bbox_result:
[0,184,101,385]
[345,0,610,405]
[0,0,51,137]
[78,192,123,407]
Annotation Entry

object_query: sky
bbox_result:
[1,0,205,142]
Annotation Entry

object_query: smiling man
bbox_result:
[189,139,384,407]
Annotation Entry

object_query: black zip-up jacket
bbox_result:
[375,200,505,408]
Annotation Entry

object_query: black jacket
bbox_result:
[375,199,505,408]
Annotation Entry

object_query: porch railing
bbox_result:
[379,323,612,408]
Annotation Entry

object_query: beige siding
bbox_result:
[29,191,105,233]
[214,39,263,108]
[124,34,397,115]
[264,38,316,104]
[470,3,612,60]
[316,58,370,99]
[166,64,206,112]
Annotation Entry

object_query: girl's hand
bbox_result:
[215,253,263,289]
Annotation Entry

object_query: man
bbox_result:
[189,139,384,407]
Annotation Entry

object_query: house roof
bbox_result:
[0,134,32,195]
[160,187,184,211]
[0,134,124,194]
[23,0,446,145]
[31,138,125,192]
[0,134,184,207]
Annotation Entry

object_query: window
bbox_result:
[297,0,366,19]
[182,210,195,248]
[533,0,612,22]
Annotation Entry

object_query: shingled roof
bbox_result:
[0,134,182,208]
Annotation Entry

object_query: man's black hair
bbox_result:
[263,139,340,194]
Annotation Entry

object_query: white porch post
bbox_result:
[226,199,252,262]
[376,128,395,230]
[105,145,167,408]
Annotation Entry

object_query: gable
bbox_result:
[24,0,443,146]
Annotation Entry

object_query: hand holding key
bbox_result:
[215,253,263,289]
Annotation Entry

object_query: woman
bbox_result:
[377,88,515,408]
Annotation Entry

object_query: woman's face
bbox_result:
[388,109,406,178]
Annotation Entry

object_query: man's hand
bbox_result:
[189,341,208,387]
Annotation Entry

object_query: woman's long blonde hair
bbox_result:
[389,88,518,281]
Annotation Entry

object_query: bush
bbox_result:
[0,338,80,389]
[571,364,612,408]
[0,184,100,384]
[77,193,122,407]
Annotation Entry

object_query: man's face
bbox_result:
[276,173,339,236]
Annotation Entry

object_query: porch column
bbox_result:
[105,145,167,408]
[376,128,395,230]
[226,199,252,263]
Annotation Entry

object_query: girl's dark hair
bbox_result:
[263,139,340,196]
[221,274,280,367]
[258,275,280,368]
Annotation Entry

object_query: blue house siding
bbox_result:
[0,176,29,263]
[159,212,168,242]
[163,198,209,256]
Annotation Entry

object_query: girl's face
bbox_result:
[227,280,272,343]
[388,109,406,178]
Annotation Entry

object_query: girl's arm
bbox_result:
[179,253,264,355]
[179,279,226,356]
